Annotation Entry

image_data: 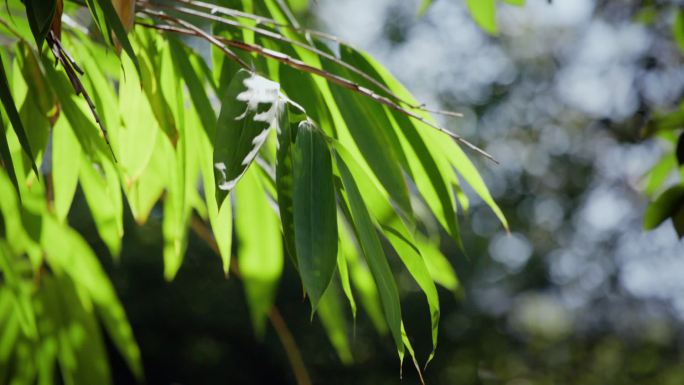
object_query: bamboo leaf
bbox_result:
[317,283,353,365]
[644,185,684,230]
[117,52,159,183]
[293,121,338,311]
[334,140,440,364]
[340,46,460,239]
[275,104,298,266]
[336,218,357,319]
[198,107,233,275]
[51,116,81,223]
[79,154,123,258]
[334,150,403,357]
[0,118,19,193]
[39,216,143,380]
[235,167,283,337]
[24,0,57,48]
[0,59,38,177]
[93,0,140,74]
[321,54,412,216]
[214,69,283,203]
[466,0,497,35]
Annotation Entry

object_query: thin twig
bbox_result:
[141,1,461,119]
[189,217,313,385]
[147,0,463,119]
[137,20,497,163]
[46,31,116,159]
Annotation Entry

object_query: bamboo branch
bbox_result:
[141,1,462,120]
[137,19,497,163]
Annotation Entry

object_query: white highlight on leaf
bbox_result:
[216,73,288,192]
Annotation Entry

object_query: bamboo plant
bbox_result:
[0,0,511,383]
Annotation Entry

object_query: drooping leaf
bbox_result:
[466,0,497,35]
[644,185,684,230]
[0,118,19,192]
[116,52,159,183]
[235,167,283,337]
[39,215,143,380]
[275,104,298,266]
[213,69,283,203]
[321,52,413,216]
[334,141,440,363]
[93,0,140,75]
[333,150,403,358]
[0,59,38,177]
[24,0,57,48]
[418,0,432,15]
[340,46,460,239]
[51,116,81,223]
[293,121,338,311]
[317,282,353,365]
[336,217,357,319]
[79,154,123,258]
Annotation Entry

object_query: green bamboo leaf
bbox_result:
[79,154,123,258]
[418,0,432,15]
[24,0,57,48]
[169,38,216,138]
[0,59,38,177]
[415,235,459,291]
[51,116,81,223]
[0,118,19,193]
[275,104,298,266]
[334,150,403,357]
[39,216,143,380]
[214,69,283,203]
[644,185,684,230]
[42,57,114,163]
[321,53,412,216]
[443,141,508,229]
[38,274,112,385]
[340,46,459,239]
[117,53,159,183]
[504,0,525,5]
[127,132,173,224]
[0,289,21,364]
[317,283,353,364]
[344,47,507,230]
[93,0,140,75]
[336,218,357,319]
[198,108,233,275]
[334,140,440,363]
[0,241,37,340]
[466,0,497,35]
[162,105,201,280]
[235,167,283,337]
[293,121,338,311]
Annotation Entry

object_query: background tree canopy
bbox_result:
[2,0,684,385]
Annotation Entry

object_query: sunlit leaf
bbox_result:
[317,283,353,364]
[117,52,159,183]
[51,116,81,223]
[466,0,497,35]
[235,167,283,337]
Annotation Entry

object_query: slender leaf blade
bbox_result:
[293,121,338,311]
